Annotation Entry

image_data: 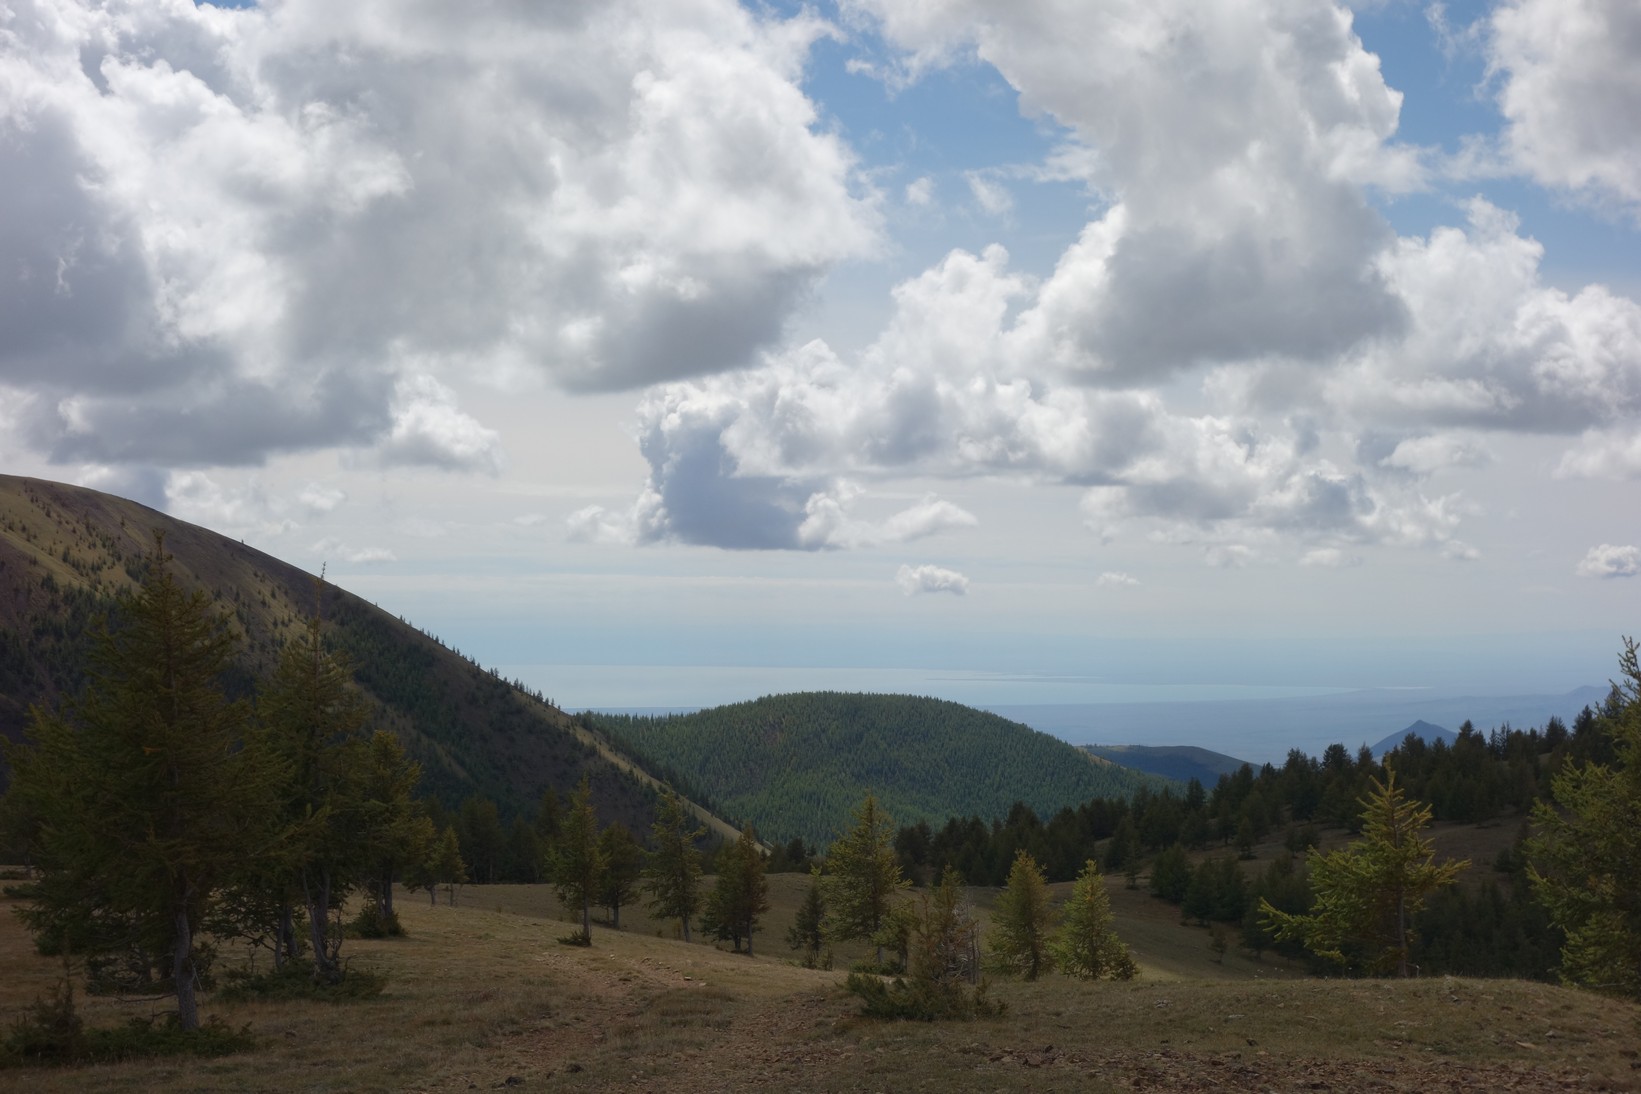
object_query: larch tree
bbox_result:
[2,537,283,1031]
[845,867,997,1020]
[702,825,770,955]
[1261,766,1467,976]
[550,775,605,942]
[644,788,706,942]
[597,822,644,930]
[356,730,434,927]
[821,792,908,966]
[786,872,828,967]
[422,826,468,906]
[259,607,371,984]
[1527,638,1641,999]
[989,849,1056,980]
[1051,859,1137,980]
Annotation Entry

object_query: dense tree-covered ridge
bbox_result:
[583,692,1166,846]
[0,475,699,835]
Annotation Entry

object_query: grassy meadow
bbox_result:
[4,851,1638,1093]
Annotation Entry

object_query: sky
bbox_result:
[1,0,1638,720]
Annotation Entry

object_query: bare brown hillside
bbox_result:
[1,874,1632,1093]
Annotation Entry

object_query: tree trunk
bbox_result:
[173,904,199,1032]
[276,902,297,969]
[682,916,691,943]
[306,867,341,984]
[1396,886,1410,978]
[380,865,396,919]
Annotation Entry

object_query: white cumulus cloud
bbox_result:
[895,563,970,596]
[1488,0,1641,218]
[0,0,877,470]
[1575,543,1641,578]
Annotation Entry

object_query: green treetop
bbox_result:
[550,775,605,942]
[1528,637,1641,999]
[3,536,284,1031]
[989,850,1056,980]
[702,825,770,955]
[821,792,908,967]
[1262,766,1466,976]
[644,788,706,942]
[1051,859,1137,981]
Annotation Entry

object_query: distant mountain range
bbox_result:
[988,685,1608,765]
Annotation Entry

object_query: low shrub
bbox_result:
[1,979,254,1068]
[217,960,385,1003]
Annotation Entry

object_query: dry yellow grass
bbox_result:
[4,872,1638,1092]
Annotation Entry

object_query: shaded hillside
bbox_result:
[1079,743,1250,785]
[584,692,1167,846]
[0,474,722,836]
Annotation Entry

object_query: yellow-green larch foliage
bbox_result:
[1051,859,1137,981]
[1527,638,1641,999]
[989,849,1056,980]
[1262,766,1466,976]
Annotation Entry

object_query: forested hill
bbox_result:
[582,692,1169,847]
[0,474,724,836]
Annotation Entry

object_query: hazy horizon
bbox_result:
[3,1,1636,705]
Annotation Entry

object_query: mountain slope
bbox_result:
[0,474,734,839]
[1078,744,1251,785]
[584,692,1168,846]
[1371,719,1458,757]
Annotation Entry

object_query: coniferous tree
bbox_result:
[822,792,908,966]
[1149,843,1192,904]
[787,873,828,967]
[1527,638,1641,998]
[845,867,998,1019]
[424,826,468,906]
[989,850,1056,980]
[1052,859,1137,980]
[2,537,284,1031]
[702,826,770,954]
[597,822,644,929]
[644,789,706,942]
[457,795,506,886]
[259,609,371,984]
[1261,767,1467,976]
[356,730,433,924]
[550,776,605,942]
